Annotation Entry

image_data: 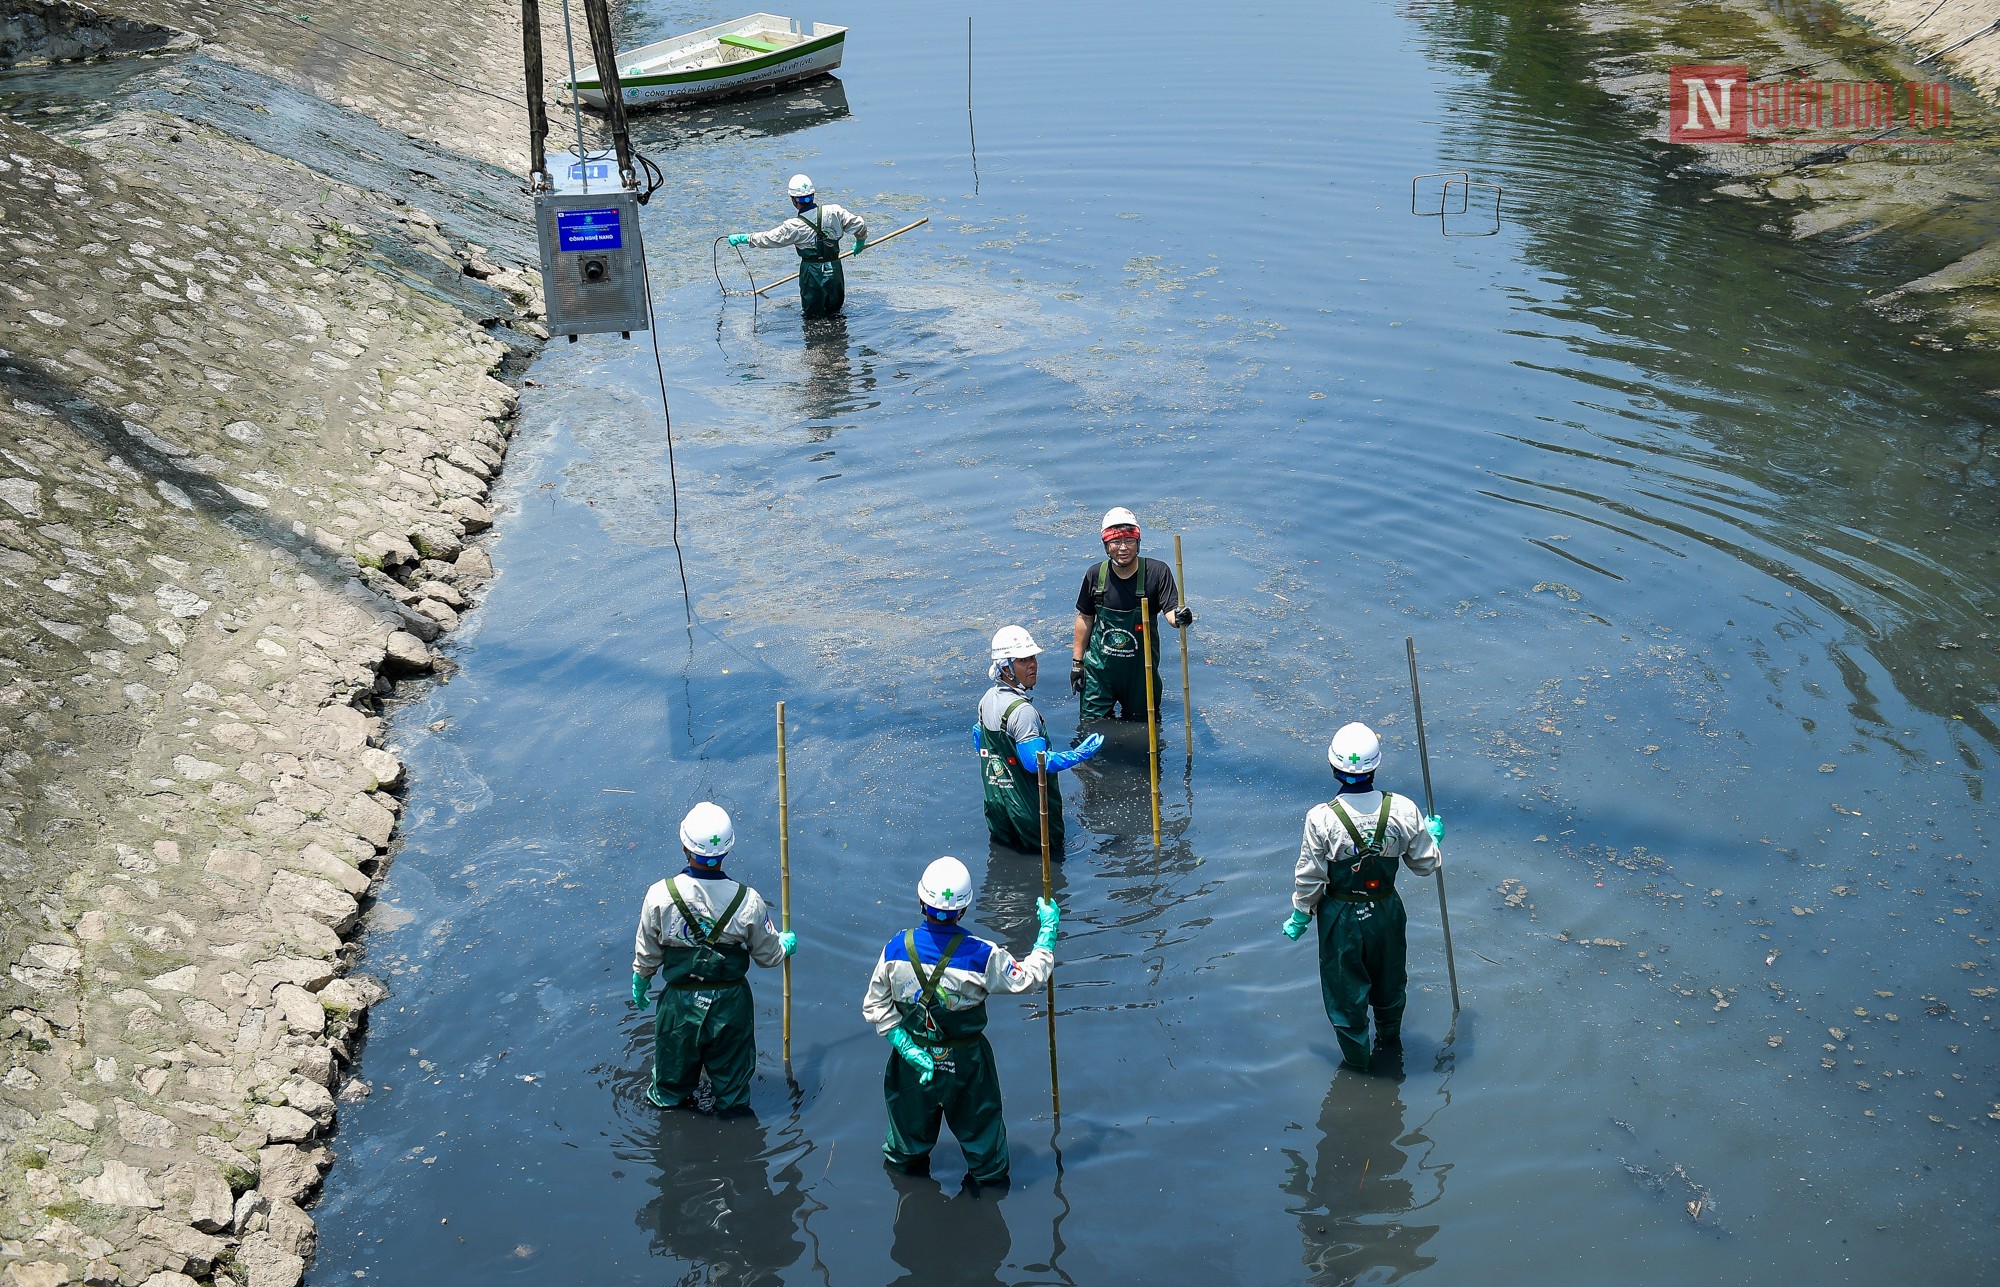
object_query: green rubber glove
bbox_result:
[1426,814,1446,845]
[630,971,651,1010]
[779,930,798,956]
[727,233,749,246]
[1282,910,1311,941]
[885,1026,935,1084]
[851,235,866,254]
[1034,897,1060,952]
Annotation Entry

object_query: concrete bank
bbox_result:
[1574,0,2000,350]
[0,0,577,1282]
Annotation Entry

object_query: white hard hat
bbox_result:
[1327,723,1382,775]
[990,625,1043,662]
[679,801,735,858]
[787,173,815,198]
[918,856,974,912]
[1100,506,1140,538]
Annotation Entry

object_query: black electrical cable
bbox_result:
[639,251,693,624]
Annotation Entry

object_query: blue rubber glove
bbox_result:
[886,1026,935,1084]
[971,719,982,753]
[1019,733,1103,774]
[779,930,798,956]
[727,233,749,246]
[630,971,652,1010]
[1282,910,1311,941]
[1426,814,1446,845]
[852,235,867,254]
[1035,897,1060,952]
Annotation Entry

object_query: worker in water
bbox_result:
[1283,723,1445,1070]
[1070,506,1194,722]
[862,856,1060,1186]
[630,802,796,1112]
[977,626,1103,857]
[728,173,869,319]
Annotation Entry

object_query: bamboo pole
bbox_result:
[1140,595,1161,848]
[1037,752,1060,1119]
[1173,534,1193,764]
[752,217,931,295]
[777,700,793,1064]
[1404,638,1461,1016]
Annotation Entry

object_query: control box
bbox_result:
[534,188,649,339]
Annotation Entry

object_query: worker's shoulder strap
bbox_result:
[1001,696,1031,726]
[904,930,967,1002]
[667,878,749,946]
[1328,795,1395,854]
[1093,559,1109,602]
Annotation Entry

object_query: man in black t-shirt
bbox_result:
[1069,506,1194,722]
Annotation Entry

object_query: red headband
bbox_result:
[1102,525,1140,542]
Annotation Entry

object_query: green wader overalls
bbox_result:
[882,929,1011,1182]
[1315,795,1409,1069]
[794,207,845,319]
[653,881,757,1111]
[1079,558,1162,721]
[978,695,1063,856]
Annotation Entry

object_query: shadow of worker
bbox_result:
[1280,1063,1441,1285]
[886,1169,1013,1287]
[636,1109,806,1284]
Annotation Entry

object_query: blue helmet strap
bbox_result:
[922,904,961,923]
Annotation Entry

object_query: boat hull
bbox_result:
[576,32,844,110]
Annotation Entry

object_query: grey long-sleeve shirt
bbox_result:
[744,202,868,250]
[631,871,787,976]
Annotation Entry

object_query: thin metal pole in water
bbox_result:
[1037,752,1060,1119]
[1141,596,1162,847]
[777,701,793,1065]
[966,15,979,195]
[1173,534,1193,765]
[754,217,931,295]
[1405,637,1460,1016]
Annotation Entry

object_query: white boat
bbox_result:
[569,13,845,111]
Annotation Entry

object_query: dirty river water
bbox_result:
[307,0,1999,1281]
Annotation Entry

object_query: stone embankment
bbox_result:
[1577,0,2000,349]
[0,0,572,1280]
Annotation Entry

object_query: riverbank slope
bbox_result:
[0,0,569,1282]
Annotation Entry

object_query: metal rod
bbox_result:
[777,700,792,1065]
[1037,752,1060,1119]
[1141,595,1161,848]
[754,217,931,295]
[558,0,587,177]
[1173,534,1192,765]
[1405,637,1460,1015]
[960,13,976,195]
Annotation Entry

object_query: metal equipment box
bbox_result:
[534,189,650,339]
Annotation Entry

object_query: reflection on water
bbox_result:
[1283,1067,1443,1286]
[887,1172,1014,1287]
[630,75,852,152]
[633,1112,807,1282]
[799,314,882,431]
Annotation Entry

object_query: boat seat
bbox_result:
[718,34,781,53]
